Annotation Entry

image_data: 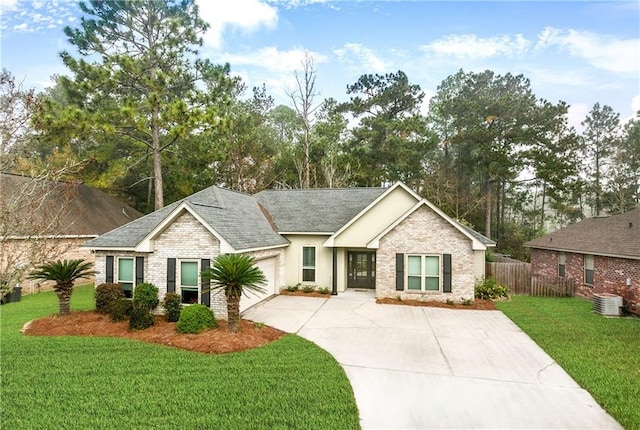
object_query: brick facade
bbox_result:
[377,206,476,303]
[95,211,285,320]
[531,248,640,311]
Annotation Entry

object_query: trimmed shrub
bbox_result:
[163,292,182,322]
[475,277,510,300]
[110,298,133,322]
[133,282,159,311]
[129,305,154,331]
[176,304,217,334]
[95,283,124,314]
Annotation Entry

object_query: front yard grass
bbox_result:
[496,296,640,430]
[0,285,360,430]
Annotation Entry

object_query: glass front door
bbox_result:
[347,251,376,289]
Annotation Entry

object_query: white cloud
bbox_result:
[0,0,17,11]
[535,26,639,73]
[222,46,325,73]
[197,0,278,49]
[421,34,530,59]
[631,95,640,114]
[567,103,590,132]
[333,43,389,73]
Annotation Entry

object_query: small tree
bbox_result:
[28,259,95,316]
[201,254,266,333]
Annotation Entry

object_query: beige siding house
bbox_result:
[1,173,142,294]
[85,182,494,318]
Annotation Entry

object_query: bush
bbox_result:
[286,284,299,292]
[319,287,330,295]
[176,304,217,334]
[129,305,154,331]
[163,292,182,322]
[302,285,314,293]
[475,277,510,300]
[95,283,124,314]
[110,298,133,322]
[133,282,159,311]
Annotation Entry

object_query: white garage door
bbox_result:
[240,256,277,312]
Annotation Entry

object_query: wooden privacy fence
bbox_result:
[485,262,575,297]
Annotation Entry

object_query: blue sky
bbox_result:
[1,0,639,129]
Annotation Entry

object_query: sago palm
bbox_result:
[29,259,95,316]
[201,254,266,333]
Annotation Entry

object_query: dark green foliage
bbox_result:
[94,283,124,314]
[176,304,217,334]
[110,298,132,322]
[162,292,182,322]
[128,306,154,331]
[132,282,159,311]
[475,277,510,300]
[303,285,314,293]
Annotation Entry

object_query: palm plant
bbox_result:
[28,259,95,316]
[201,254,266,333]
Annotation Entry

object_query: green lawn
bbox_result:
[0,285,360,430]
[497,296,640,430]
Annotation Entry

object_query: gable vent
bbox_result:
[593,293,623,316]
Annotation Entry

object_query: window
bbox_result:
[558,252,566,278]
[302,246,316,283]
[180,261,199,304]
[584,255,594,285]
[407,255,440,291]
[117,258,134,298]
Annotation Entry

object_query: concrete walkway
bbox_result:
[242,290,622,429]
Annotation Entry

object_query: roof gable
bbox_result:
[367,199,494,250]
[255,186,388,233]
[526,207,640,259]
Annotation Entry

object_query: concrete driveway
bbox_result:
[242,290,621,429]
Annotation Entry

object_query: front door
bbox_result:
[347,251,376,289]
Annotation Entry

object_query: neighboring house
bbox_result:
[526,207,640,312]
[85,182,495,318]
[0,172,143,293]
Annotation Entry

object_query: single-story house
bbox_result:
[526,207,640,313]
[0,172,143,293]
[84,182,495,318]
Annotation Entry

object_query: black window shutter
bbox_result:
[105,255,114,283]
[201,259,211,307]
[135,256,144,285]
[167,258,176,293]
[395,253,404,291]
[443,254,452,293]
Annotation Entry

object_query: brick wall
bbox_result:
[377,206,475,303]
[531,248,640,311]
[95,210,286,320]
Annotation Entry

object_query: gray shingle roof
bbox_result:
[526,207,640,258]
[458,223,496,247]
[84,186,288,251]
[254,187,388,233]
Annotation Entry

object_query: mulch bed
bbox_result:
[376,297,497,310]
[22,311,285,354]
[280,290,332,298]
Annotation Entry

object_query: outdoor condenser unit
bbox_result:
[593,293,623,316]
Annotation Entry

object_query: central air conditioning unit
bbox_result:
[593,293,623,316]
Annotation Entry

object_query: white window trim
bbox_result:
[406,254,441,292]
[116,257,135,296]
[584,254,594,286]
[178,259,200,305]
[301,246,317,284]
[558,252,566,278]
